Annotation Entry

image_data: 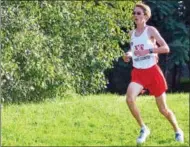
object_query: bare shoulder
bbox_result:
[147,26,166,44]
[147,26,160,35]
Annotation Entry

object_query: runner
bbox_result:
[123,2,184,144]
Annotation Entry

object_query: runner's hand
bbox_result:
[123,52,132,62]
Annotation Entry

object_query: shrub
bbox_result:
[1,1,135,103]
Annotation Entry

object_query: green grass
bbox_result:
[2,93,189,146]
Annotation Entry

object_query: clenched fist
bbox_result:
[123,52,132,63]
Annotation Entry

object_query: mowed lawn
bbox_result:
[2,93,189,146]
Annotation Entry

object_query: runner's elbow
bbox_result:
[165,46,170,53]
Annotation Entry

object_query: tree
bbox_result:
[1,1,135,103]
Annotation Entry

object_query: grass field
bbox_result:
[1,93,189,146]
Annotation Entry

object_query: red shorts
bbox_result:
[131,65,168,97]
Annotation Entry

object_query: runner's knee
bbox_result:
[126,95,135,105]
[159,108,170,116]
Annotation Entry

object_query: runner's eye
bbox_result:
[132,11,142,15]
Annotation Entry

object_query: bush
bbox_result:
[1,1,135,103]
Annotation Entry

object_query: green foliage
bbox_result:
[1,1,135,103]
[181,0,190,25]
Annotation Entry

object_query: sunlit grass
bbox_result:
[2,93,189,146]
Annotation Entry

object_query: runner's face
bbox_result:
[133,7,147,25]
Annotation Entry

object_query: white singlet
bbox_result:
[130,26,158,69]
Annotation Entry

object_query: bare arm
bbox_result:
[123,30,133,62]
[148,26,170,54]
[126,30,133,53]
[134,27,170,56]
